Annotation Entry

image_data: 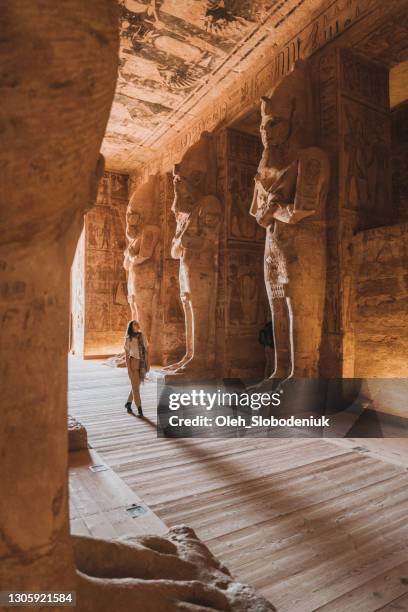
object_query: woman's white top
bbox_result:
[125,334,147,359]
[124,336,141,359]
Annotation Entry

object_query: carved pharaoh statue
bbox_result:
[164,132,222,378]
[124,175,161,356]
[250,60,330,378]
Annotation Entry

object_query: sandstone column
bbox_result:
[0,0,118,592]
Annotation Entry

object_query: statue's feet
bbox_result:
[162,355,191,372]
[268,367,293,381]
[247,368,291,391]
[163,358,214,381]
[173,356,194,373]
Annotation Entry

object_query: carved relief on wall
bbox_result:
[86,244,129,334]
[317,50,339,155]
[98,172,128,205]
[84,172,129,354]
[341,100,391,221]
[109,0,269,169]
[228,162,264,240]
[163,264,184,325]
[70,231,85,356]
[354,10,408,67]
[340,48,389,111]
[137,0,374,175]
[227,251,265,327]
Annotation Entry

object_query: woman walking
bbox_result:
[124,320,149,417]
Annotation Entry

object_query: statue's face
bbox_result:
[260,114,291,148]
[173,166,204,205]
[126,211,142,239]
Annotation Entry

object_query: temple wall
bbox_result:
[71,0,408,381]
[71,171,130,358]
[312,47,394,377]
[215,128,268,378]
[391,101,408,222]
[352,224,408,380]
[70,229,85,357]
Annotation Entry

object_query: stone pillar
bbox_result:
[0,0,118,592]
[314,47,393,377]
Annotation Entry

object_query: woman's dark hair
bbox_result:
[126,320,140,338]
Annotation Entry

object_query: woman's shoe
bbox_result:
[125,402,133,414]
[137,406,144,418]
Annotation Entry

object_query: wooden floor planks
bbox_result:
[68,356,408,612]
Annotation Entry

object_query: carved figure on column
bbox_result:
[124,175,161,353]
[164,132,222,378]
[250,61,330,379]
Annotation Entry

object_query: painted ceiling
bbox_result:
[102,0,274,171]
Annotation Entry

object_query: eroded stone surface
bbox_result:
[74,525,275,611]
[68,416,88,452]
[0,0,119,594]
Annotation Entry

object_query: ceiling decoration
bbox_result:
[102,0,274,170]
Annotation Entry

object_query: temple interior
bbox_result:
[2,1,408,611]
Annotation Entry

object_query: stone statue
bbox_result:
[250,60,330,379]
[124,175,161,353]
[164,132,222,378]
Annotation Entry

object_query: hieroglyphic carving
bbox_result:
[338,49,391,227]
[342,101,391,219]
[213,128,268,378]
[340,48,389,110]
[227,252,265,327]
[139,0,373,177]
[229,162,264,241]
[317,49,339,160]
[84,171,129,355]
[70,230,85,356]
[226,130,264,241]
[251,60,330,379]
[315,45,392,376]
[354,8,408,66]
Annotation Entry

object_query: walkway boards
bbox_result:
[69,448,167,539]
[68,356,408,612]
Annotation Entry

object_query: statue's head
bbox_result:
[260,60,314,155]
[260,98,296,148]
[127,174,156,239]
[126,209,143,240]
[173,132,216,204]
